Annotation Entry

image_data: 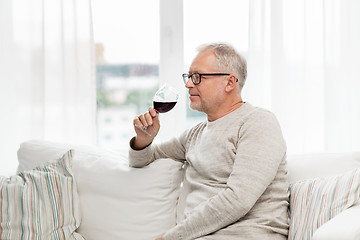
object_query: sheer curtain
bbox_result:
[245,0,360,154]
[0,0,96,175]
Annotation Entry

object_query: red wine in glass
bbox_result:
[153,101,177,113]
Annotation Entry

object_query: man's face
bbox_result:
[186,50,226,114]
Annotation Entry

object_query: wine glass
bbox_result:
[153,84,179,113]
[135,84,179,136]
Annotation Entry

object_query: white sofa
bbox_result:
[13,140,360,239]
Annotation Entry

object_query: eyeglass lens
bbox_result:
[183,73,201,85]
[192,73,200,84]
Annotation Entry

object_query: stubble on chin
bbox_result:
[189,101,205,113]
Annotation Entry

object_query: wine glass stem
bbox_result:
[134,123,152,137]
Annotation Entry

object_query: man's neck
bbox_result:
[207,98,244,122]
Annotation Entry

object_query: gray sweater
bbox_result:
[129,103,289,240]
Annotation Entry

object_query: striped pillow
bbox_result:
[0,150,84,240]
[288,168,360,240]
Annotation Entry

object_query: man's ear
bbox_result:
[225,74,238,93]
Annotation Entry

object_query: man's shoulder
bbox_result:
[188,121,207,133]
[252,106,276,118]
[179,120,206,140]
[234,103,276,120]
[238,104,280,128]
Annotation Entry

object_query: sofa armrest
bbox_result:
[313,203,360,240]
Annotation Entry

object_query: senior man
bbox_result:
[129,43,289,240]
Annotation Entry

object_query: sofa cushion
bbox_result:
[312,202,360,240]
[0,150,84,240]
[17,140,184,240]
[287,152,360,184]
[288,168,360,240]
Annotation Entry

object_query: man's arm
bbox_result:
[162,111,287,239]
[129,107,188,168]
[129,132,188,168]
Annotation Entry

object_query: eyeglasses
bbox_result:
[182,73,237,85]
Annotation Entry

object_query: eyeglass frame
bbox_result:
[182,72,238,85]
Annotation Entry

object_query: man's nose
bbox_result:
[185,78,194,88]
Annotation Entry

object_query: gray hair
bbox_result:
[197,43,247,89]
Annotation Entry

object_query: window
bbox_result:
[93,0,160,150]
[93,0,249,149]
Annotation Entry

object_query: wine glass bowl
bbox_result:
[153,84,179,113]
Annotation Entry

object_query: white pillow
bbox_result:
[288,168,360,240]
[17,140,184,240]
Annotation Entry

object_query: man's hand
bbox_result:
[132,107,160,150]
[155,238,163,240]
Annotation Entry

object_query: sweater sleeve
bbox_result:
[162,110,287,240]
[128,129,189,168]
